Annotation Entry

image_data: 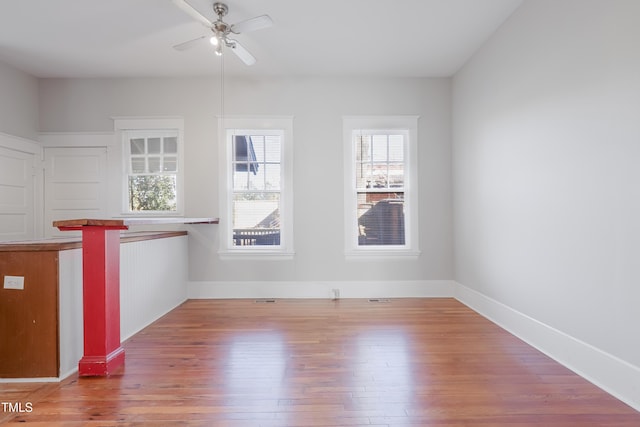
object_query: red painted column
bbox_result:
[63,225,128,376]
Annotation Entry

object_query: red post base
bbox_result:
[79,347,126,376]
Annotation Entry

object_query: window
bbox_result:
[125,131,178,212]
[115,117,184,215]
[343,116,420,258]
[232,133,281,246]
[355,132,406,245]
[219,116,294,259]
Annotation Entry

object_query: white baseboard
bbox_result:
[454,282,640,412]
[0,377,60,383]
[188,280,455,299]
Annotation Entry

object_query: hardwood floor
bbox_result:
[1,298,639,426]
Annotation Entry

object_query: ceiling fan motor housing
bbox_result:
[213,2,229,18]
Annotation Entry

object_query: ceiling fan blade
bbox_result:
[228,39,256,66]
[173,0,212,27]
[173,35,208,51]
[230,15,273,34]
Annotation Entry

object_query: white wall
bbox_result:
[0,61,38,141]
[453,0,640,408]
[38,76,453,291]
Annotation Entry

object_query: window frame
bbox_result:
[114,117,185,216]
[343,116,420,259]
[218,116,294,260]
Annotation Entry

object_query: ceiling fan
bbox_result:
[172,0,273,66]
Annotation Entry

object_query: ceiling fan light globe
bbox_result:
[210,36,219,46]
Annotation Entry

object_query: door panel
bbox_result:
[0,146,35,241]
[44,147,108,237]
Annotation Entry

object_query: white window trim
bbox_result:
[218,116,294,260]
[343,115,420,260]
[114,117,185,216]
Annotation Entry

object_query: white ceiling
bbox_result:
[0,0,522,79]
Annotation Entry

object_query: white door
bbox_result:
[0,146,36,241]
[44,147,108,237]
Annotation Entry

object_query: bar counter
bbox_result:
[0,217,218,379]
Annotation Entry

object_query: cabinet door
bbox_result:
[0,251,59,378]
[44,147,107,237]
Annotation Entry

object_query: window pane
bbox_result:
[128,175,177,212]
[233,136,248,162]
[233,136,259,174]
[232,193,280,246]
[163,157,177,172]
[265,136,281,162]
[131,158,145,173]
[248,168,266,190]
[251,136,265,162]
[163,137,177,154]
[389,135,403,161]
[371,164,389,188]
[130,138,145,155]
[356,162,373,189]
[372,135,387,162]
[264,164,281,190]
[357,192,404,245]
[389,163,404,188]
[233,171,249,190]
[148,157,161,173]
[148,138,161,154]
[355,135,371,162]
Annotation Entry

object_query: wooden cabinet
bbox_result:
[0,250,60,378]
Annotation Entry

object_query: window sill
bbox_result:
[117,212,183,217]
[345,249,421,261]
[218,250,295,261]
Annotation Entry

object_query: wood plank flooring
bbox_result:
[1,298,639,426]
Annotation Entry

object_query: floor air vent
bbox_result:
[254,299,277,303]
[368,298,391,303]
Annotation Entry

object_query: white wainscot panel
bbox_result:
[120,235,189,340]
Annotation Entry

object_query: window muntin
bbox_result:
[124,130,179,213]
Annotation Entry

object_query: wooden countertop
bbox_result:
[0,231,188,252]
[53,217,219,228]
[0,217,218,252]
